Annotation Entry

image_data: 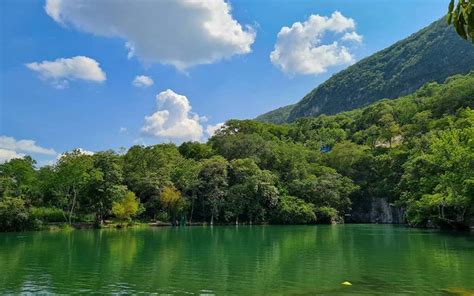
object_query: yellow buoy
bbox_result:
[341,281,352,286]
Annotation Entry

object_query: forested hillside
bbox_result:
[1,72,473,231]
[255,104,294,124]
[257,18,474,123]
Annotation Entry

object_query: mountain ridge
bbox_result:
[256,18,474,123]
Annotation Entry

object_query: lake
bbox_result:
[0,225,473,295]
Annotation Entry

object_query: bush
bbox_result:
[30,207,65,223]
[272,195,316,224]
[0,197,32,231]
[315,206,339,223]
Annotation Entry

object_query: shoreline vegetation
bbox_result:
[1,72,473,233]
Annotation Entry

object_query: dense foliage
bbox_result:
[1,72,473,231]
[255,104,294,124]
[257,19,474,123]
[447,0,474,42]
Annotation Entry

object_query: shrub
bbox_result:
[30,207,65,223]
[315,206,339,223]
[272,195,316,224]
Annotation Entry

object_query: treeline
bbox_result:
[1,72,473,231]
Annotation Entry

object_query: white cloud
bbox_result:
[0,136,57,155]
[56,148,94,162]
[206,122,224,137]
[142,89,204,143]
[119,127,128,134]
[76,148,94,155]
[133,75,154,88]
[26,56,106,88]
[45,0,256,70]
[0,149,25,163]
[0,136,57,164]
[270,11,362,75]
[342,31,363,43]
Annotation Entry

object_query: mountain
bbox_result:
[257,18,474,123]
[254,104,294,124]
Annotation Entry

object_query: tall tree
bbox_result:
[53,150,94,224]
[87,151,126,225]
[198,156,228,224]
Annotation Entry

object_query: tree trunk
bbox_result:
[68,188,77,225]
[189,196,195,224]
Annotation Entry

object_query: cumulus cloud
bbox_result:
[26,56,106,88]
[45,0,256,70]
[142,89,204,142]
[270,11,362,75]
[0,149,25,163]
[206,122,224,137]
[119,127,128,134]
[342,31,363,43]
[133,75,154,88]
[0,136,57,155]
[0,136,57,163]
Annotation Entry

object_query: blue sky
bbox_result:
[0,0,447,165]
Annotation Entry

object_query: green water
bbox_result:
[0,225,473,295]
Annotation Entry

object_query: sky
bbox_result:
[0,0,447,165]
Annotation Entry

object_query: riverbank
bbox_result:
[22,220,473,234]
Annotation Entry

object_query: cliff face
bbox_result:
[346,198,405,224]
[369,198,405,224]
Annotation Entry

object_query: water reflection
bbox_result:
[0,225,473,295]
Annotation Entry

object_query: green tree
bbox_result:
[198,156,228,224]
[0,197,31,231]
[0,156,37,201]
[178,142,213,160]
[87,151,126,225]
[112,191,140,225]
[447,0,474,42]
[160,186,187,225]
[272,195,316,224]
[401,125,474,228]
[227,159,279,224]
[53,150,94,224]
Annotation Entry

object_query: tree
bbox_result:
[0,197,31,231]
[401,125,474,228]
[198,156,228,224]
[172,159,201,223]
[227,159,279,224]
[379,113,400,147]
[53,150,94,224]
[123,144,184,219]
[289,170,358,222]
[272,196,316,224]
[160,186,187,225]
[0,156,37,201]
[87,151,126,225]
[112,191,140,225]
[178,142,213,160]
[447,0,474,43]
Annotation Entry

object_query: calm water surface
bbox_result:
[1,225,473,295]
